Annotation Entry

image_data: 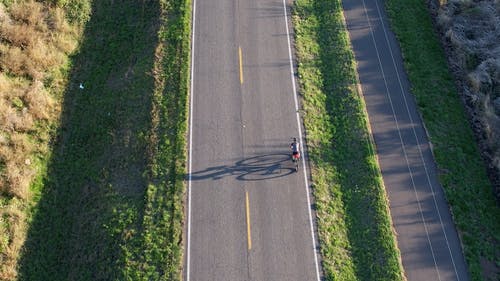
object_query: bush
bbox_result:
[435,0,500,198]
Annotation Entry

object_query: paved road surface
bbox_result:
[342,0,470,280]
[185,0,320,280]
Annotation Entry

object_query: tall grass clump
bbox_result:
[292,0,403,280]
[433,0,500,199]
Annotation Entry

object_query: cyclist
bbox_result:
[290,137,300,160]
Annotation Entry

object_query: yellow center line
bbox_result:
[239,46,244,84]
[245,191,252,250]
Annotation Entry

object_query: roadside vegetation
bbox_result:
[292,0,403,280]
[0,1,84,279]
[431,0,500,199]
[1,0,190,280]
[385,0,500,280]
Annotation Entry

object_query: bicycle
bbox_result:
[290,137,300,172]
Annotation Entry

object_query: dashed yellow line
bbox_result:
[245,191,252,250]
[239,46,244,84]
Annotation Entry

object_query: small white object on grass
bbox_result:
[79,83,84,89]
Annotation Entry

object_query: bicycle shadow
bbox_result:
[190,153,297,181]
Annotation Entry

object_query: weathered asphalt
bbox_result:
[342,0,470,280]
[186,0,320,280]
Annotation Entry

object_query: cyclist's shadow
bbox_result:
[189,153,296,181]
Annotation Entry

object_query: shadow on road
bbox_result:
[190,153,297,181]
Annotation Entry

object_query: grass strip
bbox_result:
[128,0,191,279]
[292,0,403,280]
[18,0,191,280]
[384,1,500,280]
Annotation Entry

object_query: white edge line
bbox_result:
[282,1,321,280]
[372,1,461,278]
[186,0,196,280]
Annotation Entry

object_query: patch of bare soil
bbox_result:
[428,0,500,202]
[480,255,500,281]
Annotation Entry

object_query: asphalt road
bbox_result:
[341,0,470,280]
[185,0,320,280]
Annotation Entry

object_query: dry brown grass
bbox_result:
[434,0,500,198]
[1,133,35,198]
[0,1,80,280]
[0,199,27,281]
[24,81,55,120]
[0,0,78,196]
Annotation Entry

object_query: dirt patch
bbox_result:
[480,256,500,281]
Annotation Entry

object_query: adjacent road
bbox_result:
[342,0,470,280]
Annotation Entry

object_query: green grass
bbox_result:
[18,0,191,280]
[292,0,403,280]
[385,1,500,280]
